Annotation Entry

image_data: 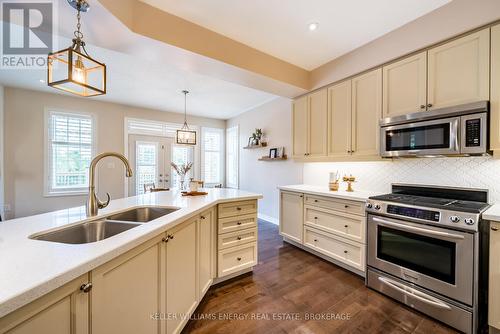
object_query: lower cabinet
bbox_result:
[0,275,89,334]
[165,217,198,334]
[198,208,216,298]
[490,221,500,330]
[279,190,367,275]
[91,235,163,334]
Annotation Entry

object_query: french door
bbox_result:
[128,135,173,195]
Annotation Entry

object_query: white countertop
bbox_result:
[0,188,262,318]
[278,184,382,202]
[482,204,500,221]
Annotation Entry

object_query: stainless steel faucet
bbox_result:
[86,152,133,217]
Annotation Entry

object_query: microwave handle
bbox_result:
[372,217,465,240]
[378,276,452,310]
[451,118,460,152]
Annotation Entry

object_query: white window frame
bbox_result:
[226,125,239,189]
[201,127,225,187]
[44,108,97,197]
[135,140,159,195]
[171,144,195,188]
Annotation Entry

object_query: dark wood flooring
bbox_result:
[183,220,458,334]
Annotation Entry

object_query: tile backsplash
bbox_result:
[303,157,500,203]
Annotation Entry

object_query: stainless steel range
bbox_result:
[365,184,490,334]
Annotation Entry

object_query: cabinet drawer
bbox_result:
[218,242,257,277]
[304,195,365,216]
[218,214,257,234]
[304,206,365,243]
[218,227,257,250]
[304,226,365,272]
[218,200,257,218]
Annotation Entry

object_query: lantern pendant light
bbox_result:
[176,90,197,145]
[47,0,106,97]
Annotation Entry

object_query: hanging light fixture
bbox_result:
[176,90,197,145]
[47,0,106,97]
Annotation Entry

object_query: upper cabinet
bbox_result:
[490,24,500,152]
[351,68,382,157]
[328,81,352,157]
[382,52,427,117]
[292,96,308,158]
[292,89,328,159]
[427,28,490,110]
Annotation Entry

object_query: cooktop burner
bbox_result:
[369,193,489,213]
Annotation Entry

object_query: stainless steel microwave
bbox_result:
[380,101,489,157]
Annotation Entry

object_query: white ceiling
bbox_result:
[0,1,277,120]
[140,0,451,70]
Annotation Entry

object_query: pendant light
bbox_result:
[176,90,197,145]
[47,0,106,97]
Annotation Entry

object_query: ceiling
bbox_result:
[0,0,277,120]
[140,0,451,70]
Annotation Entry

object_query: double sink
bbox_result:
[30,207,180,244]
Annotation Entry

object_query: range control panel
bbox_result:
[365,200,480,232]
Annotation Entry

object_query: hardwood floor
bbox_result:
[183,220,458,334]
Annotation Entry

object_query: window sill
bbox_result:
[44,190,88,198]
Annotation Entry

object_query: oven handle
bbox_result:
[378,276,452,310]
[372,217,465,240]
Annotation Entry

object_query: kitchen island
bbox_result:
[0,188,262,334]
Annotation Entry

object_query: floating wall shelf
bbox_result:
[243,143,267,149]
[258,155,287,161]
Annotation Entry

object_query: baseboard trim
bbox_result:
[212,267,253,285]
[283,237,365,278]
[258,213,278,225]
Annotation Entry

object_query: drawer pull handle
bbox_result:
[314,217,318,220]
[80,283,92,293]
[237,207,242,211]
[427,103,433,108]
[237,222,242,225]
[314,199,318,203]
[420,105,426,109]
[344,205,349,208]
[314,239,318,242]
[344,225,349,228]
[344,250,348,254]
[237,236,242,240]
[200,216,206,220]
[237,257,242,261]
[492,226,499,231]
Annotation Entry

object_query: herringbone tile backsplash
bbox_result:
[303,157,500,203]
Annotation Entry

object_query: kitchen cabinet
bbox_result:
[91,235,163,334]
[427,28,490,110]
[198,208,216,298]
[489,221,500,330]
[382,52,427,117]
[165,217,198,334]
[292,95,308,158]
[292,89,328,159]
[351,68,382,157]
[491,24,500,153]
[217,200,258,278]
[308,89,328,157]
[0,275,89,334]
[328,80,352,157]
[279,191,304,243]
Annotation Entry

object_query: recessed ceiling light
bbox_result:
[308,22,319,31]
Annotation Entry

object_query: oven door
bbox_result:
[367,214,474,305]
[380,117,460,157]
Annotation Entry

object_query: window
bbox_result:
[201,127,224,187]
[171,145,194,188]
[45,110,95,195]
[135,141,158,195]
[226,125,239,188]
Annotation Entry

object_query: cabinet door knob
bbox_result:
[314,199,318,203]
[237,207,242,211]
[80,283,92,293]
[492,226,499,231]
[344,205,349,208]
[162,237,168,243]
[344,225,349,228]
[344,250,348,254]
[299,195,303,198]
[237,257,242,261]
[427,103,433,108]
[314,217,318,220]
[168,234,174,240]
[200,216,206,220]
[237,222,242,225]
[314,239,318,242]
[237,236,242,240]
[420,105,426,109]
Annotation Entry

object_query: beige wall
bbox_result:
[310,0,500,89]
[0,85,4,221]
[3,87,225,219]
[227,97,303,223]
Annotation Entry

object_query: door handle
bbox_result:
[372,217,465,240]
[378,276,451,310]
